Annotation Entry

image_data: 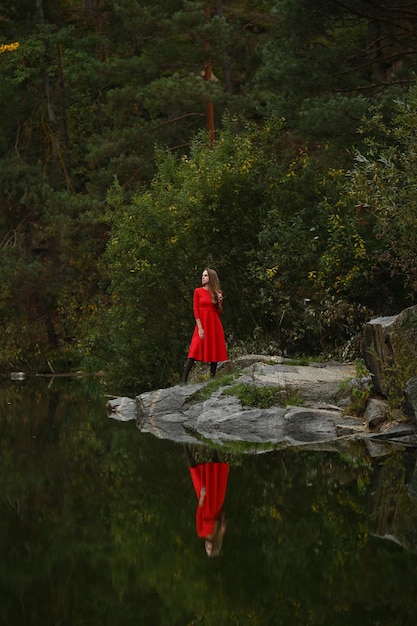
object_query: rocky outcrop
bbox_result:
[107,356,417,454]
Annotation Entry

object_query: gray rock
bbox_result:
[363,314,397,396]
[364,397,390,429]
[107,397,136,422]
[363,304,417,396]
[336,423,365,437]
[138,390,361,449]
[107,355,417,453]
[409,462,417,500]
[10,371,26,380]
[107,359,369,450]
[405,376,417,423]
[364,439,395,458]
[365,424,417,446]
[239,359,357,406]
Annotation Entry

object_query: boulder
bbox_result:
[363,304,417,396]
[364,397,390,430]
[137,383,363,449]
[405,376,417,424]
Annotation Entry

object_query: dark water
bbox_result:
[1,377,417,626]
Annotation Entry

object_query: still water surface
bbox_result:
[1,376,417,625]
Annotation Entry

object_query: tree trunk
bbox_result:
[204,2,215,147]
[216,0,233,94]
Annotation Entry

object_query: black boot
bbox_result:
[184,444,197,467]
[182,358,195,383]
[210,362,218,378]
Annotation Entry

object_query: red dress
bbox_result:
[187,287,228,363]
[189,463,229,537]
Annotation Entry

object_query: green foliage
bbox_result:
[347,88,417,295]
[0,0,256,373]
[248,144,374,356]
[100,118,280,392]
[2,0,417,386]
[338,360,373,417]
[386,363,417,417]
[252,0,415,144]
[99,88,417,391]
[285,356,319,366]
[223,382,303,408]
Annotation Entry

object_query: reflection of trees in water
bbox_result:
[222,447,417,624]
[366,451,417,554]
[2,381,417,625]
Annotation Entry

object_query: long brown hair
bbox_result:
[205,267,222,311]
[205,510,226,557]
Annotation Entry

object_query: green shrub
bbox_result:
[223,382,303,409]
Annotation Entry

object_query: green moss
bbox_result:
[219,440,283,454]
[223,382,303,409]
[285,357,314,366]
[185,373,237,405]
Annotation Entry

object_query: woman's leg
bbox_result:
[182,358,195,383]
[210,362,218,378]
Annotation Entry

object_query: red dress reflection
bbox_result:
[189,461,229,537]
[184,445,229,557]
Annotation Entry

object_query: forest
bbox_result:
[1,0,417,395]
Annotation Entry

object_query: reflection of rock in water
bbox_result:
[366,462,397,535]
[107,396,136,422]
[366,452,417,554]
[408,457,417,500]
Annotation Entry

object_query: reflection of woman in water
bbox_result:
[184,445,229,557]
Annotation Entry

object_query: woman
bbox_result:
[184,445,229,557]
[182,268,228,383]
